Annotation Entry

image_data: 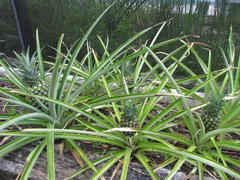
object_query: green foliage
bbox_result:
[0,5,240,180]
[0,0,19,54]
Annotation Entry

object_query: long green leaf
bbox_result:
[135,21,167,80]
[36,29,45,80]
[197,162,204,180]
[203,140,240,151]
[135,151,158,180]
[66,139,99,173]
[139,142,240,179]
[220,101,240,127]
[91,151,125,180]
[92,49,121,122]
[201,150,228,179]
[23,129,126,144]
[0,130,46,137]
[0,130,125,147]
[140,131,191,145]
[49,34,64,119]
[154,157,176,172]
[10,92,114,129]
[0,59,25,90]
[69,152,115,178]
[59,3,115,103]
[120,147,132,180]
[210,137,227,167]
[0,97,38,112]
[146,46,197,138]
[139,44,188,126]
[46,123,55,180]
[0,137,39,157]
[0,113,55,131]
[234,55,240,90]
[210,150,240,169]
[165,144,196,180]
[199,128,240,144]
[20,139,47,180]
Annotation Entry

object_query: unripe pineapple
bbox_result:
[120,102,138,136]
[124,61,134,84]
[28,80,49,107]
[202,91,225,132]
[14,48,49,108]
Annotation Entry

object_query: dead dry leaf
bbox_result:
[59,142,64,160]
[110,160,123,180]
[0,136,11,146]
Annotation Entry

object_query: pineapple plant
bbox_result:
[14,48,49,108]
[120,102,138,136]
[202,91,225,132]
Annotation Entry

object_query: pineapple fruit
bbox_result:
[123,61,134,84]
[202,91,225,132]
[120,102,138,136]
[14,49,49,108]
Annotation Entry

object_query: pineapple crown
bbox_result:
[123,60,134,77]
[14,48,39,86]
[205,90,225,112]
[122,102,138,119]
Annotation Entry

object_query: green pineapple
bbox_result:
[202,91,225,132]
[123,61,134,84]
[120,102,138,136]
[14,49,49,108]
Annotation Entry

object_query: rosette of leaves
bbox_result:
[155,26,240,179]
[0,5,123,179]
[134,38,240,179]
[68,27,238,180]
[37,24,219,180]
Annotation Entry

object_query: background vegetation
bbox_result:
[1,0,240,74]
[0,2,240,179]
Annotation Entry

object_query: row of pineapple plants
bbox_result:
[0,5,240,180]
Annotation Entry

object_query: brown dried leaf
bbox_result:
[0,136,11,146]
[59,142,64,160]
[71,150,91,178]
[110,160,123,180]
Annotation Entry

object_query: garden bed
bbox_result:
[0,78,207,180]
[1,13,240,179]
[0,140,213,180]
[0,76,239,180]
